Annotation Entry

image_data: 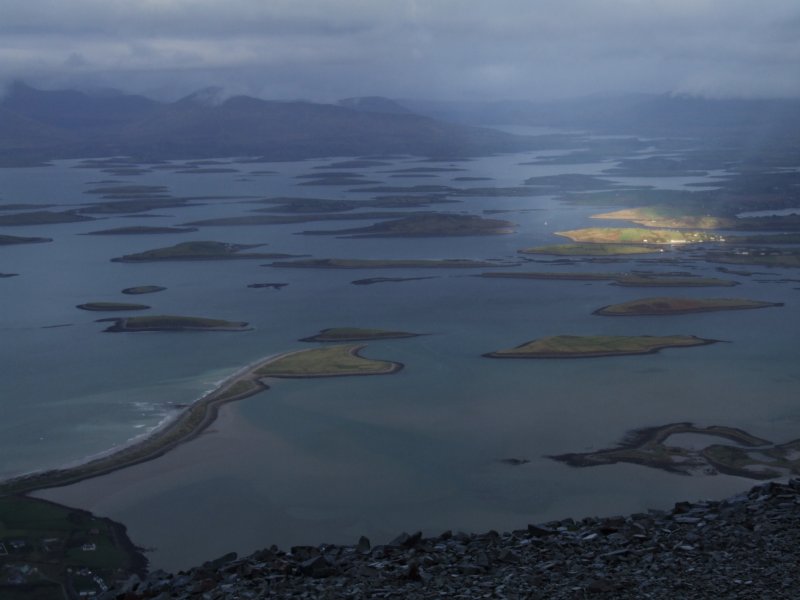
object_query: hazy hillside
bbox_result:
[0,84,537,164]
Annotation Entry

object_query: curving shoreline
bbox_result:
[0,346,403,496]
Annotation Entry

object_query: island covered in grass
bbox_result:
[479,271,739,287]
[82,225,198,235]
[351,276,438,285]
[77,302,151,312]
[556,227,725,244]
[269,258,512,269]
[518,243,662,256]
[122,285,166,295]
[484,334,719,359]
[594,297,783,316]
[300,327,423,342]
[549,422,800,480]
[300,214,515,237]
[0,233,52,245]
[111,241,300,262]
[254,344,403,377]
[0,496,146,598]
[99,315,251,332]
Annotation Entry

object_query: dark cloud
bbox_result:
[1,0,798,100]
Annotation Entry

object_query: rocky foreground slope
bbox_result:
[112,479,800,599]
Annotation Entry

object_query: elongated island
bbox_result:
[0,345,401,495]
[484,335,719,359]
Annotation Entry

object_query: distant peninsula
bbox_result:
[83,226,198,235]
[478,271,738,287]
[254,345,403,377]
[111,241,301,262]
[518,243,662,256]
[99,315,251,332]
[0,233,52,245]
[77,302,150,312]
[300,327,423,342]
[484,334,719,359]
[594,297,783,316]
[269,258,511,269]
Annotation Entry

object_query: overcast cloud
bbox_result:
[1,0,799,101]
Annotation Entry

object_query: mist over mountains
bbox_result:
[1,82,799,165]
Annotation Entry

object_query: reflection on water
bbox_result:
[3,147,797,570]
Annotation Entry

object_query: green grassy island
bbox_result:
[550,422,800,480]
[518,243,662,256]
[77,302,151,312]
[351,276,437,285]
[484,334,718,359]
[301,214,515,237]
[269,258,510,269]
[83,226,198,235]
[121,285,166,295]
[0,496,146,598]
[556,227,725,245]
[479,271,738,287]
[594,297,783,316]
[254,344,403,377]
[99,315,251,332]
[300,327,423,342]
[0,234,52,245]
[111,241,299,262]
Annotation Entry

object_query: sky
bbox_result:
[1,0,799,102]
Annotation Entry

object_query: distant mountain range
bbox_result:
[1,82,798,165]
[0,83,535,165]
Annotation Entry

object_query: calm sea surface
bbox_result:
[2,139,798,569]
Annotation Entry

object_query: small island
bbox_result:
[594,297,783,316]
[549,422,800,480]
[254,344,403,377]
[300,213,515,238]
[351,276,438,285]
[269,258,511,269]
[518,243,662,256]
[0,233,53,245]
[122,285,166,295]
[77,302,151,312]
[300,327,423,342]
[99,315,251,332]
[556,227,725,245]
[484,334,719,359]
[247,282,289,289]
[111,241,299,262]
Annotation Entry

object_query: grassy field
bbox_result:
[255,345,402,377]
[591,206,736,229]
[595,297,782,316]
[485,334,717,358]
